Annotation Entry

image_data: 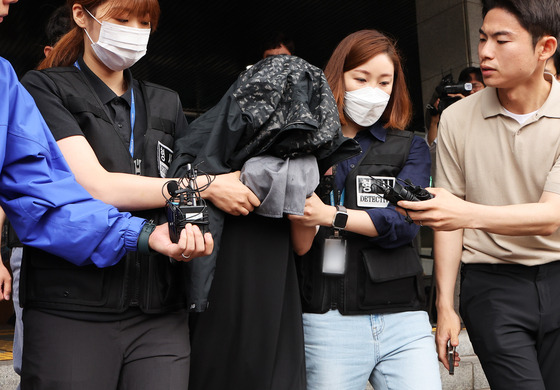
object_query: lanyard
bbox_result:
[129,88,135,157]
[74,61,135,157]
[329,189,345,207]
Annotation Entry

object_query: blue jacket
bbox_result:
[0,56,144,267]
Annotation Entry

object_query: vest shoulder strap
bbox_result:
[138,80,177,136]
[358,129,414,167]
[40,67,112,123]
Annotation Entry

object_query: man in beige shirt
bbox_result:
[400,1,560,389]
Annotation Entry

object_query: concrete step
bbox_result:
[439,329,489,390]
[0,361,18,389]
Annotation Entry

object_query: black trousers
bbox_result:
[21,309,190,390]
[188,214,306,390]
[460,262,560,390]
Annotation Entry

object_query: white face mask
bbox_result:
[343,87,391,127]
[84,8,151,71]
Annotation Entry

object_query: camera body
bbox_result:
[372,178,433,206]
[442,83,472,95]
[427,74,472,115]
[167,203,209,243]
[166,164,209,243]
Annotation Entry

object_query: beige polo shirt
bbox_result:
[436,76,560,265]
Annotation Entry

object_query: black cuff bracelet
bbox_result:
[137,220,157,254]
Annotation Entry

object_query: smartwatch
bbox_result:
[331,205,348,230]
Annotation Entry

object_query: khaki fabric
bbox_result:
[436,75,560,265]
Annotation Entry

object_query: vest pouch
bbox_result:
[295,231,334,314]
[22,248,116,308]
[358,245,424,309]
[144,253,188,312]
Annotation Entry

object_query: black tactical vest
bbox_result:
[21,68,187,314]
[296,129,426,315]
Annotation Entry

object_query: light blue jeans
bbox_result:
[10,247,23,390]
[303,310,441,390]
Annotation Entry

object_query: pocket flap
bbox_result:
[362,245,422,282]
[66,96,110,122]
[151,117,176,135]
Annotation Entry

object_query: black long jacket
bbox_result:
[168,55,361,311]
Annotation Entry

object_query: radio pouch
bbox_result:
[359,245,424,309]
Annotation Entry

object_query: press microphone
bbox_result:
[164,165,210,243]
[167,180,179,197]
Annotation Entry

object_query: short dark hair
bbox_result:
[458,66,484,85]
[261,31,295,55]
[45,5,72,47]
[481,0,560,46]
[552,51,560,75]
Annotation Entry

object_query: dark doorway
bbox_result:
[0,0,424,130]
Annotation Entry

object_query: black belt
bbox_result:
[462,261,560,277]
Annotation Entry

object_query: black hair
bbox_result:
[261,31,295,55]
[481,0,560,46]
[551,51,560,75]
[45,5,72,47]
[458,66,484,85]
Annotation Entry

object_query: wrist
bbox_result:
[436,297,456,313]
[328,205,336,225]
[465,202,480,230]
[318,205,336,227]
[137,220,156,254]
[196,175,211,199]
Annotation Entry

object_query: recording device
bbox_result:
[165,163,210,243]
[447,341,456,375]
[426,73,472,115]
[372,178,433,206]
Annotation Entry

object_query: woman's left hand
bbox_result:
[287,193,334,227]
[149,223,214,261]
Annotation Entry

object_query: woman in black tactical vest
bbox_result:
[17,1,259,389]
[290,30,441,390]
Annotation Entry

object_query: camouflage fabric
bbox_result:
[169,55,359,176]
[232,55,345,161]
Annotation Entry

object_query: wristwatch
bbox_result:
[331,205,348,230]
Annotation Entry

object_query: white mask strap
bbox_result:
[84,8,102,25]
[83,28,95,45]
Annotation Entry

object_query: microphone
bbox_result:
[167,180,179,197]
[164,165,209,242]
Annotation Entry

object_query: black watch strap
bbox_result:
[137,220,157,254]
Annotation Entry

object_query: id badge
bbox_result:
[322,236,347,275]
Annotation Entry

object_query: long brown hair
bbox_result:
[324,29,412,130]
[37,0,160,70]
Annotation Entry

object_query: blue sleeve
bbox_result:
[366,135,431,248]
[0,57,145,267]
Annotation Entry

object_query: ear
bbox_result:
[72,4,88,29]
[538,35,558,62]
